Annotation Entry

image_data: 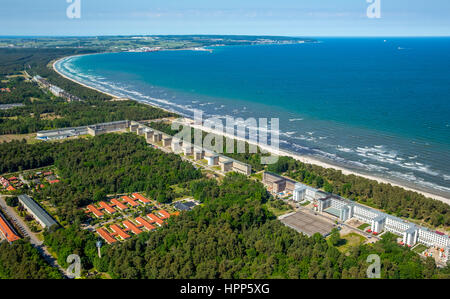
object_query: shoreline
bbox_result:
[53,54,176,116]
[52,55,450,205]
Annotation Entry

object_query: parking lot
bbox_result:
[280,210,335,237]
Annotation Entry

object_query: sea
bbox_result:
[55,37,450,199]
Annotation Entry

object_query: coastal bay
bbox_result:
[53,38,450,203]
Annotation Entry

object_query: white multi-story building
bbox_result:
[371,215,386,234]
[315,193,450,249]
[384,216,412,236]
[417,228,450,248]
[403,226,419,247]
[182,144,193,155]
[293,183,324,203]
[353,205,380,223]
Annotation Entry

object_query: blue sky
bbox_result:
[1,0,449,36]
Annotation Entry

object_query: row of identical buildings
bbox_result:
[263,172,450,262]
[36,119,252,176]
[129,121,252,176]
[32,75,82,102]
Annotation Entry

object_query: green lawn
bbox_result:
[251,172,263,181]
[412,244,428,254]
[335,233,367,253]
[266,200,294,217]
[357,223,370,230]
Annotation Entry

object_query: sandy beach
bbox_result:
[183,119,450,205]
[53,56,450,205]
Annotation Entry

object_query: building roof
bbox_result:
[110,224,131,240]
[123,220,143,235]
[157,210,171,219]
[87,204,104,218]
[96,228,117,244]
[132,193,151,204]
[135,217,156,231]
[174,202,191,211]
[99,201,116,214]
[121,196,139,207]
[147,213,164,225]
[0,212,20,242]
[110,198,128,210]
[18,195,58,228]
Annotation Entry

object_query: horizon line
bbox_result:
[1,34,450,38]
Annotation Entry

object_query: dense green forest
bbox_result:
[44,225,99,271]
[0,240,62,279]
[0,132,200,221]
[43,174,450,279]
[1,131,448,279]
[0,133,201,224]
[0,139,55,173]
[1,47,449,279]
[267,156,450,228]
[0,48,95,76]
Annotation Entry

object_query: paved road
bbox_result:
[0,196,69,278]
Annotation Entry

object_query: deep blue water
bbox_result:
[56,38,450,197]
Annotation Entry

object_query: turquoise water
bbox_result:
[56,38,450,197]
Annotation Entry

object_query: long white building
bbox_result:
[316,194,450,249]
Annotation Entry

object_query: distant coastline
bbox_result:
[52,54,450,205]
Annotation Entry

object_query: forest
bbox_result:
[0,133,201,223]
[7,133,201,223]
[42,174,450,279]
[0,240,62,279]
[1,47,449,279]
[1,129,449,279]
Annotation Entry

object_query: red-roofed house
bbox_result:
[96,227,117,244]
[132,193,151,204]
[0,213,21,242]
[110,224,131,240]
[87,205,104,218]
[121,196,139,207]
[110,198,128,211]
[123,220,143,235]
[135,217,156,231]
[147,213,164,226]
[157,209,171,220]
[99,201,116,214]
